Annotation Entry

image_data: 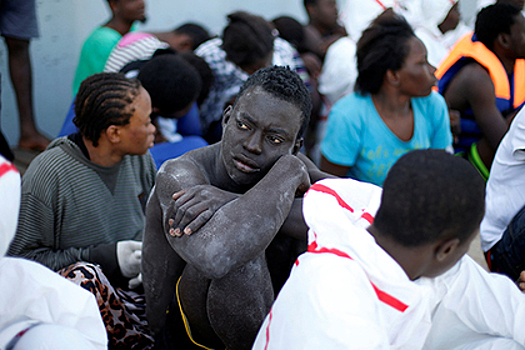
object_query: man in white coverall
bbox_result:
[254,149,525,350]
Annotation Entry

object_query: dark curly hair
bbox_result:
[355,14,415,95]
[374,149,485,247]
[74,72,141,147]
[138,54,202,116]
[476,3,521,51]
[236,66,312,139]
[174,23,211,50]
[221,11,274,68]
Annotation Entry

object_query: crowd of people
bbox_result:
[2,0,525,349]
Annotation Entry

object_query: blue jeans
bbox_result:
[489,203,525,282]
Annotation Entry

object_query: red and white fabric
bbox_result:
[0,155,107,350]
[253,178,525,350]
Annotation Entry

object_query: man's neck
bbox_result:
[105,17,134,36]
[367,225,431,281]
[492,46,516,76]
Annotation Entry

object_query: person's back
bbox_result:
[254,149,525,349]
[436,3,525,177]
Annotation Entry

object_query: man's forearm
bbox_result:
[166,156,309,279]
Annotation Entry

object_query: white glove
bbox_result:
[117,240,142,278]
[128,273,143,289]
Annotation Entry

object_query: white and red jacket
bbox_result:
[253,178,525,350]
[0,156,107,350]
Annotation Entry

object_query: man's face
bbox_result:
[117,86,155,156]
[508,13,525,59]
[113,0,146,23]
[220,86,303,188]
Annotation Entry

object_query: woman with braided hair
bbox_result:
[8,72,157,349]
[320,14,453,186]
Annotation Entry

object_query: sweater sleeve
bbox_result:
[9,191,121,276]
[8,192,85,271]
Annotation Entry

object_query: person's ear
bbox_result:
[293,137,304,155]
[434,237,461,263]
[222,105,233,129]
[105,125,121,144]
[386,69,400,87]
[497,33,511,50]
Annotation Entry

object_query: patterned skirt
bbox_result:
[59,262,155,349]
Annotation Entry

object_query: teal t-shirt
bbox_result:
[321,91,452,186]
[72,24,138,96]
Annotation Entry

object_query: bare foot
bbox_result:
[18,133,50,151]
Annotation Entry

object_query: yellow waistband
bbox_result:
[176,277,215,350]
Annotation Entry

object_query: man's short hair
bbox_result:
[174,23,211,50]
[74,72,141,147]
[355,14,415,95]
[476,3,522,51]
[221,11,274,68]
[374,150,485,247]
[235,66,312,139]
[138,54,202,115]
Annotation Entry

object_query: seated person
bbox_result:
[0,155,107,350]
[151,22,211,53]
[8,73,157,348]
[302,0,347,60]
[412,0,461,67]
[254,150,525,350]
[72,0,146,95]
[481,106,525,283]
[436,3,525,179]
[63,53,209,169]
[195,11,309,144]
[320,15,452,186]
[143,66,332,349]
[137,54,208,168]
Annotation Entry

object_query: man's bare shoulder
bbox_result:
[451,62,494,91]
[445,61,495,109]
[155,144,219,192]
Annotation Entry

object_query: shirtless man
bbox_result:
[143,66,331,349]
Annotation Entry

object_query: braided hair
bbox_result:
[73,72,141,147]
[221,11,274,68]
